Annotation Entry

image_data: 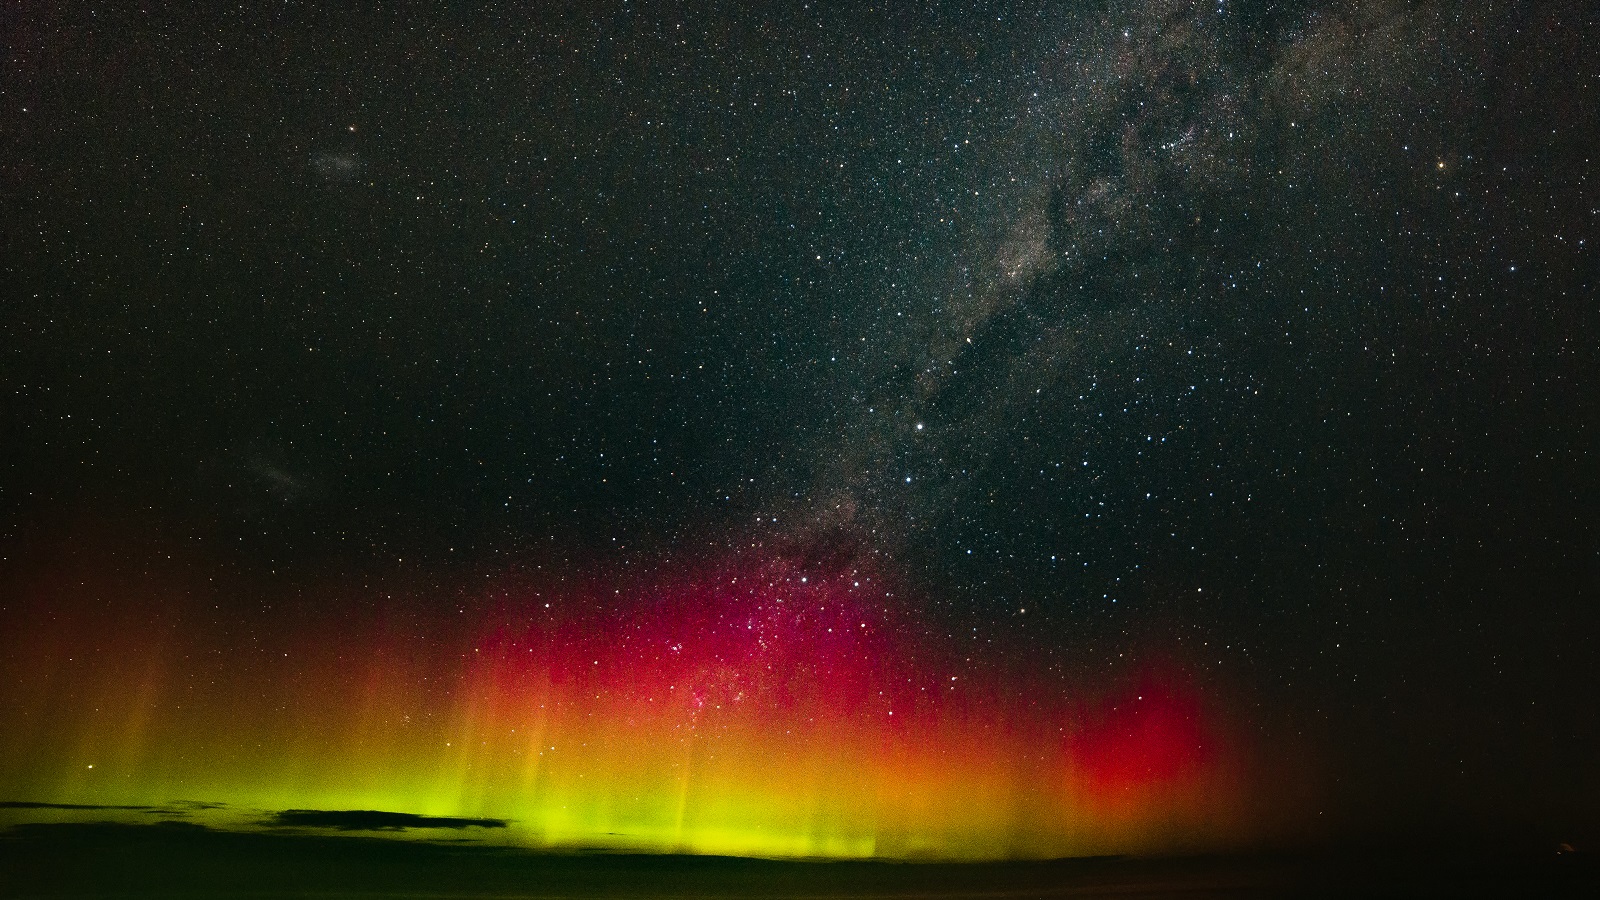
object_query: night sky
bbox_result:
[3,0,1597,860]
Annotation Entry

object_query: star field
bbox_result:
[2,0,1596,857]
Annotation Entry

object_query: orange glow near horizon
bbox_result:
[0,539,1270,859]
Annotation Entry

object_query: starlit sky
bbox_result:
[2,0,1595,860]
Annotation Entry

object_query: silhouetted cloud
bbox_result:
[154,819,210,830]
[267,809,508,831]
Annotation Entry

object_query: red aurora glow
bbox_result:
[0,538,1255,858]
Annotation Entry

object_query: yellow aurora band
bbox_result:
[1,545,1261,859]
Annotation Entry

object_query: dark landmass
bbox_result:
[2,822,1596,899]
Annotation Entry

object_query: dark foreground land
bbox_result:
[2,823,1596,899]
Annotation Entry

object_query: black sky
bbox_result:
[4,0,1598,846]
